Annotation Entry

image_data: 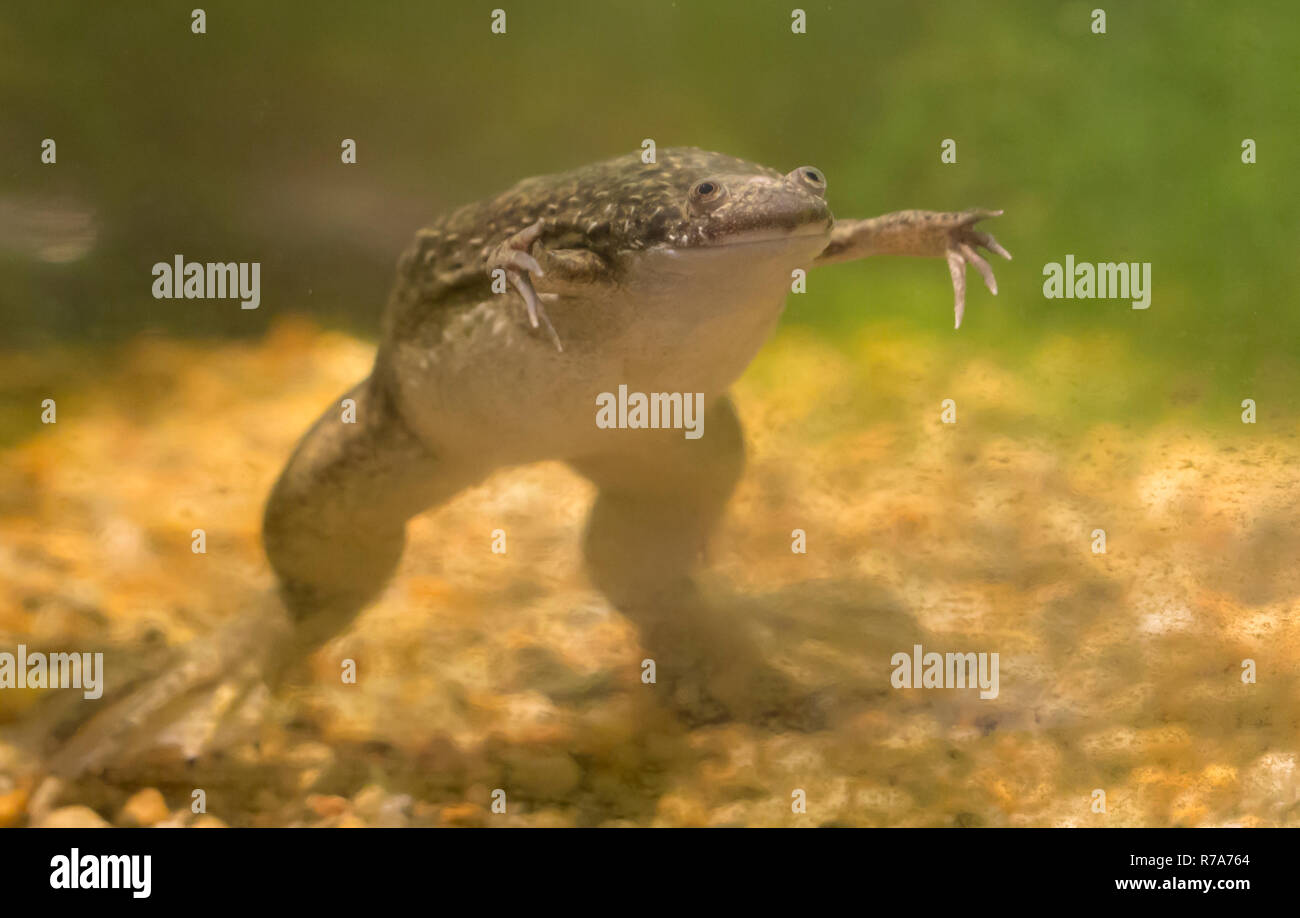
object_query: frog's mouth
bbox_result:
[658,221,832,259]
[703,222,832,248]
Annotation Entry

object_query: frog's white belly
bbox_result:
[390,233,829,464]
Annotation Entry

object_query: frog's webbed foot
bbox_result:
[36,607,291,781]
[941,209,1012,329]
[487,219,564,352]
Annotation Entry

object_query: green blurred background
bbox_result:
[2,0,1297,426]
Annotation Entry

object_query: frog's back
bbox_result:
[395,148,779,289]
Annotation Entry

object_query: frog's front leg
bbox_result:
[485,220,616,352]
[485,219,569,351]
[816,209,1011,328]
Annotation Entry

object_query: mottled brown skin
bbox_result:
[384,148,834,349]
[42,149,1010,777]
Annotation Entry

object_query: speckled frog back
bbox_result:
[394,147,783,298]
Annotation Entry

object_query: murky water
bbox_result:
[1,2,1296,827]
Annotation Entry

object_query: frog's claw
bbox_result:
[944,209,1011,329]
[488,219,564,352]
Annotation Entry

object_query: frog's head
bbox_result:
[577,149,836,381]
[604,147,834,256]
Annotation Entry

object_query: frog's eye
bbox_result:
[790,166,827,195]
[689,180,727,211]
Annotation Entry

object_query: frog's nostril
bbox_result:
[788,166,827,195]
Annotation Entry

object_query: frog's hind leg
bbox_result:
[262,374,469,653]
[42,375,476,780]
[569,395,822,729]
